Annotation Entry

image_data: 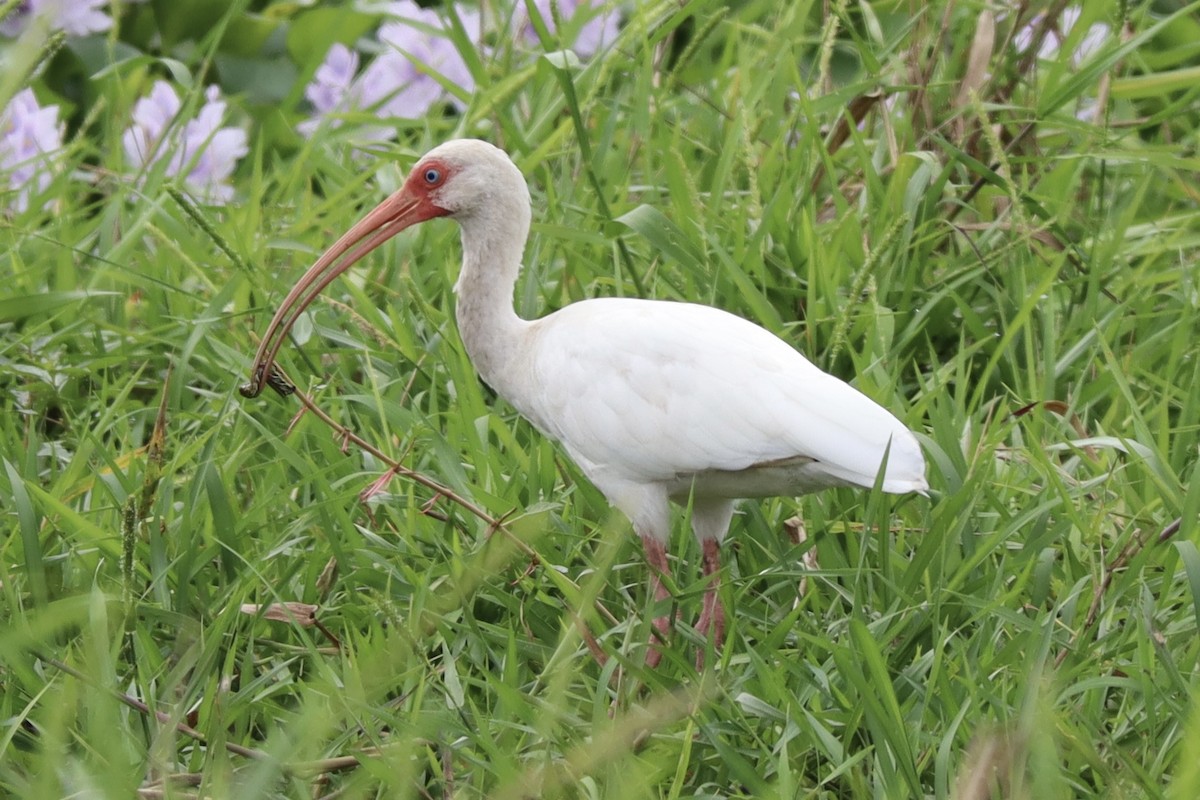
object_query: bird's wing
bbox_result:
[516,298,926,493]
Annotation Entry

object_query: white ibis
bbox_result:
[243,139,927,667]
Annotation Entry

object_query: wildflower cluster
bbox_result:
[300,0,618,140]
[122,83,249,205]
[300,1,481,142]
[0,0,619,209]
[1013,5,1109,65]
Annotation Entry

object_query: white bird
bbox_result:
[243,139,928,668]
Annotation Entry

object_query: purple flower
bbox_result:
[1014,5,1109,66]
[0,0,115,38]
[1,88,64,213]
[299,0,481,142]
[516,0,620,58]
[304,44,360,119]
[122,82,248,204]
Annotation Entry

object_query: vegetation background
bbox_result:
[2,0,1199,797]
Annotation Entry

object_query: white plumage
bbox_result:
[246,139,927,668]
[524,299,926,502]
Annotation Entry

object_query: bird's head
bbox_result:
[408,138,528,220]
[239,139,527,398]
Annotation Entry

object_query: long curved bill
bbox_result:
[240,185,437,398]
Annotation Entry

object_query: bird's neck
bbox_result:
[453,208,533,399]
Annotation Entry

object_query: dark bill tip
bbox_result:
[239,364,295,398]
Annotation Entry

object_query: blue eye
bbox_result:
[424,168,441,184]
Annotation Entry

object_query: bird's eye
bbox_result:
[424,168,441,184]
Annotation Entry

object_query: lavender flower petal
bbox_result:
[122,81,247,204]
[0,88,64,213]
[299,1,482,141]
[1,0,114,38]
[519,0,620,58]
[306,44,361,116]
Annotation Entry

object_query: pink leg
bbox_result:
[694,538,725,669]
[641,535,673,668]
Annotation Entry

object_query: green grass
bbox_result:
[3,0,1200,797]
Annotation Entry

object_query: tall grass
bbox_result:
[2,1,1199,797]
